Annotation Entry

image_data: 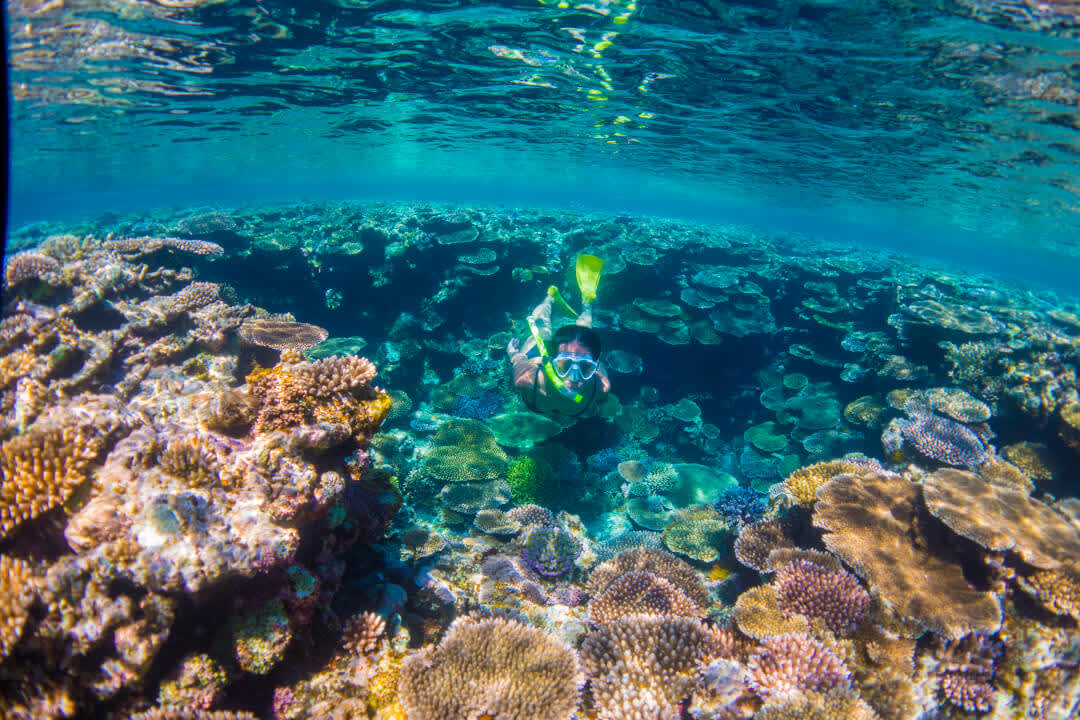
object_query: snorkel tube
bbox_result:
[528,316,585,404]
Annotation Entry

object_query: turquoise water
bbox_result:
[9,0,1080,279]
[5,3,1080,719]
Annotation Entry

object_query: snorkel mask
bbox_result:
[528,317,596,404]
[552,352,599,382]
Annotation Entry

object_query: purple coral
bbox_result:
[893,400,986,466]
[746,632,851,699]
[773,559,871,636]
[520,525,581,577]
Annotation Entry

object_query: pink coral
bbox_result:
[773,559,871,636]
[746,632,851,699]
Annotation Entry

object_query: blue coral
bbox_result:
[587,448,622,475]
[713,486,767,529]
[520,525,580,577]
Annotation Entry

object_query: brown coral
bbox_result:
[922,468,1080,570]
[398,614,581,720]
[753,687,878,720]
[733,518,795,572]
[581,614,720,720]
[238,319,329,352]
[813,470,1001,639]
[733,585,809,640]
[0,555,35,660]
[342,611,386,655]
[587,548,709,608]
[588,570,702,624]
[4,250,61,287]
[1018,567,1080,620]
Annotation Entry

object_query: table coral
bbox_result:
[661,505,731,563]
[734,585,810,640]
[813,470,1002,639]
[238,318,329,352]
[733,518,796,572]
[922,468,1080,570]
[398,614,581,720]
[782,460,871,508]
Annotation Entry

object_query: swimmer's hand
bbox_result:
[507,338,521,356]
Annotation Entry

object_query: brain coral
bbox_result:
[746,632,850,700]
[588,570,702,624]
[581,614,720,720]
[587,548,709,608]
[813,471,1002,639]
[922,468,1080,570]
[397,614,581,720]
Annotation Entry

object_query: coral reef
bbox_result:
[773,558,872,636]
[398,614,581,720]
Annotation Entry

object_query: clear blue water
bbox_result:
[8,0,1080,288]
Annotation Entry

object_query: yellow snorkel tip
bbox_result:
[576,254,604,306]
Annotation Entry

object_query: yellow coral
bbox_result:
[734,585,809,640]
[783,461,867,507]
[1019,567,1080,621]
[0,555,35,660]
[0,423,102,538]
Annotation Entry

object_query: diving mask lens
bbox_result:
[552,353,598,381]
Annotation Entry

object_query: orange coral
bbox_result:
[0,555,35,660]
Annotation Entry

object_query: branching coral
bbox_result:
[342,611,386,655]
[0,420,105,538]
[746,632,851,699]
[506,455,558,506]
[4,250,62,287]
[813,470,1001,639]
[783,460,870,507]
[733,518,795,572]
[398,615,582,720]
[1018,567,1080,620]
[588,570,702,624]
[0,555,35,660]
[922,468,1080,570]
[773,559,872,636]
[581,614,721,720]
[587,548,709,608]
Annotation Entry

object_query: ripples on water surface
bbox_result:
[7,0,1080,262]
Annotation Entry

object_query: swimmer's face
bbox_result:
[555,339,596,390]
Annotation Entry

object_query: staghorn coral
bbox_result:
[931,632,1003,714]
[922,468,1080,570]
[238,318,329,352]
[4,250,62,287]
[813,470,1001,639]
[734,585,809,640]
[588,570,703,624]
[746,632,851,700]
[398,614,581,720]
[342,611,386,655]
[773,559,872,636]
[587,548,709,608]
[783,460,870,507]
[581,614,721,720]
[733,518,795,572]
[661,505,731,563]
[1018,567,1080,620]
[0,555,36,660]
[0,418,105,538]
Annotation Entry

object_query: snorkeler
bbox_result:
[506,255,612,418]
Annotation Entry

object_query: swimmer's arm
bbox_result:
[596,367,612,393]
[512,357,541,390]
